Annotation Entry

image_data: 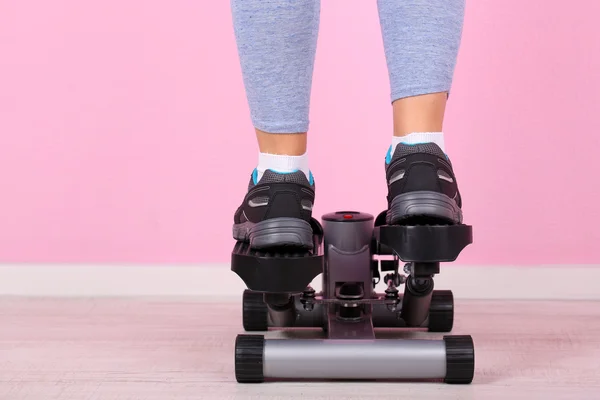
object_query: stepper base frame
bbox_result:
[232,210,474,384]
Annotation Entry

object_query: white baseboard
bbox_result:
[0,264,599,300]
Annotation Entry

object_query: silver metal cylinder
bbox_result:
[263,339,446,380]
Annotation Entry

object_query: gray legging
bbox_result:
[231,0,465,134]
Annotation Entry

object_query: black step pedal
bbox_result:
[231,218,324,294]
[373,211,473,262]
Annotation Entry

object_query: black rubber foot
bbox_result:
[235,335,265,383]
[242,290,268,331]
[428,290,454,332]
[443,335,475,384]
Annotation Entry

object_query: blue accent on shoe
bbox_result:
[385,145,393,165]
[253,168,314,186]
[267,168,314,185]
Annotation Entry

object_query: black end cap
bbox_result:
[443,335,475,384]
[235,334,265,383]
[428,290,454,332]
[242,290,269,331]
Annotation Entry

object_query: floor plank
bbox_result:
[0,298,599,399]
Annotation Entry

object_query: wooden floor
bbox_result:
[1,298,599,399]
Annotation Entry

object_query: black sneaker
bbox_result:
[385,142,463,225]
[233,169,315,250]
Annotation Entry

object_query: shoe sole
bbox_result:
[387,191,463,225]
[233,217,314,250]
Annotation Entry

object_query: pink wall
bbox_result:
[1,1,599,265]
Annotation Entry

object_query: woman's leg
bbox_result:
[378,0,466,225]
[231,0,320,249]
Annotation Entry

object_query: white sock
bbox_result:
[256,152,310,183]
[391,132,445,155]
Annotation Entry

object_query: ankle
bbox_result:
[392,93,447,136]
[256,130,307,156]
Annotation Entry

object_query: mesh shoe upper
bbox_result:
[385,143,462,209]
[234,170,315,225]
